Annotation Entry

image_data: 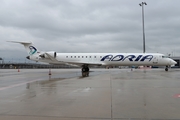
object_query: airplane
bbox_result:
[8,41,177,77]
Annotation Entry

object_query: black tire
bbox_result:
[82,68,86,72]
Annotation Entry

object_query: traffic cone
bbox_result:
[18,69,20,72]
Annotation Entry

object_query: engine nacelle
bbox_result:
[39,51,57,58]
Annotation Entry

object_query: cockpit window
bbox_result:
[162,56,169,58]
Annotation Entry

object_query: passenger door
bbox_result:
[153,56,158,64]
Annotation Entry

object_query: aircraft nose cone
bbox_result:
[171,60,177,65]
[173,60,177,64]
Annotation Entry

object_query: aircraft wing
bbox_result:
[51,61,102,67]
[63,61,103,67]
[45,52,103,66]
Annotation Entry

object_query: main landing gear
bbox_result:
[82,65,89,77]
[165,66,168,71]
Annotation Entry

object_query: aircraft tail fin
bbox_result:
[7,41,40,56]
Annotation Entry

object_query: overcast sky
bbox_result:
[0,0,180,62]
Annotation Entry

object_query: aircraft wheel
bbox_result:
[82,65,89,77]
[165,67,168,71]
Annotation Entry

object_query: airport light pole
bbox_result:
[139,2,147,53]
[0,57,2,64]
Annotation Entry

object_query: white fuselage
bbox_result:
[8,41,177,69]
[34,53,176,66]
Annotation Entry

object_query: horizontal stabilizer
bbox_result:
[7,41,39,56]
[7,41,32,45]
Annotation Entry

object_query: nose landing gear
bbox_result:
[165,66,168,71]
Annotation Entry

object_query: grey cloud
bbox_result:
[0,0,180,60]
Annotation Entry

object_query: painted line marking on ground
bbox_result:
[0,79,42,91]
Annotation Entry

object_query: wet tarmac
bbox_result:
[0,68,180,120]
